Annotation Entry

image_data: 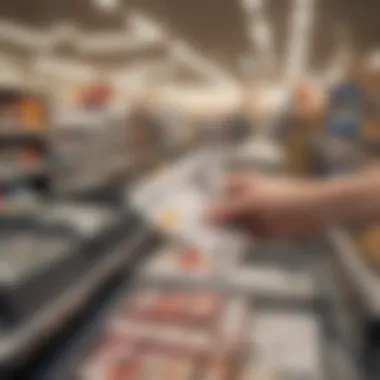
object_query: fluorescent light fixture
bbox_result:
[242,0,263,12]
[0,15,161,54]
[128,12,164,42]
[240,0,275,74]
[285,0,314,83]
[170,39,239,88]
[0,20,48,50]
[93,0,120,13]
[251,20,271,49]
[0,12,238,88]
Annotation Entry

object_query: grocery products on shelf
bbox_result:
[140,245,214,282]
[76,287,250,380]
[0,86,46,133]
[353,224,380,270]
[38,202,119,238]
[0,86,49,218]
[249,311,323,380]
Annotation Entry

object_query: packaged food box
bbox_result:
[78,332,137,380]
[217,297,250,351]
[109,316,211,357]
[196,298,250,380]
[201,354,230,380]
[251,312,323,380]
[138,353,195,380]
[84,354,140,380]
[123,290,224,327]
[144,246,213,278]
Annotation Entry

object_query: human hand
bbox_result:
[205,173,321,239]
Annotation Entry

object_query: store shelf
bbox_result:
[327,227,380,318]
[137,265,317,305]
[0,226,150,370]
[0,164,47,183]
[0,131,46,145]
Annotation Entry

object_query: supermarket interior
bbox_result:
[0,0,379,379]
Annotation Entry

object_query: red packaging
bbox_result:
[138,353,195,380]
[103,356,140,380]
[109,318,210,358]
[177,247,208,272]
[201,355,230,380]
[125,290,224,327]
[78,332,136,380]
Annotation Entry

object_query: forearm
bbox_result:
[309,168,380,227]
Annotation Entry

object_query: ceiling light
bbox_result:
[93,0,120,13]
[242,0,263,12]
[128,13,164,42]
[367,50,380,70]
[285,0,314,83]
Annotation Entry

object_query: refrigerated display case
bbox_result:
[1,144,358,380]
[0,85,50,218]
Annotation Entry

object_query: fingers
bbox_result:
[223,173,251,195]
[205,198,249,224]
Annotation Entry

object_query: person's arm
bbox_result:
[307,167,380,227]
[206,166,380,238]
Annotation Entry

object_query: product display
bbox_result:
[250,311,323,380]
[0,86,49,219]
[140,245,214,283]
[0,87,46,133]
[70,285,254,380]
[353,224,380,270]
[124,289,223,327]
[1,1,378,378]
[39,203,118,238]
[0,233,72,282]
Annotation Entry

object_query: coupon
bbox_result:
[129,153,246,269]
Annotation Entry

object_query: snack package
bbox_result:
[87,355,141,380]
[138,354,195,380]
[124,290,224,327]
[196,298,250,380]
[143,245,213,279]
[109,316,210,357]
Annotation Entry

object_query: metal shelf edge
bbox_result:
[327,227,380,317]
[0,227,150,367]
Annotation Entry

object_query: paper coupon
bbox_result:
[130,153,246,271]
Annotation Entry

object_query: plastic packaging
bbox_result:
[79,333,136,380]
[123,290,223,327]
[109,317,210,357]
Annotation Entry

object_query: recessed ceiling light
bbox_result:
[93,0,120,13]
